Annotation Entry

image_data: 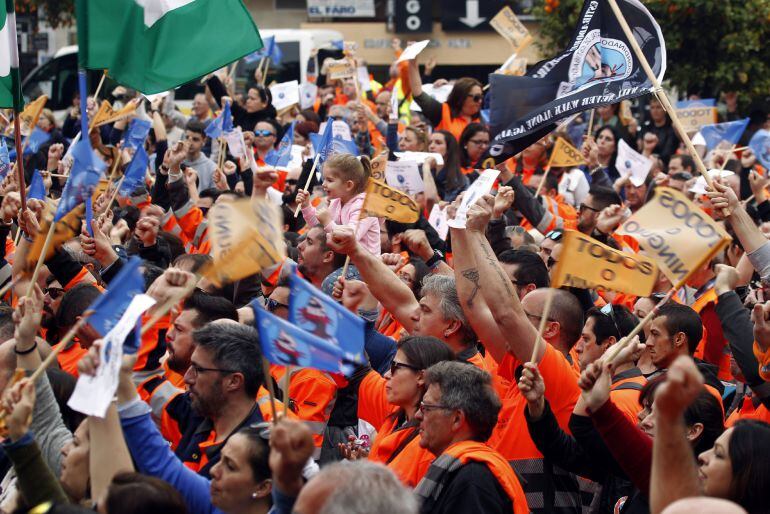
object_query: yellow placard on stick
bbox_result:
[327,60,357,80]
[91,100,138,128]
[490,6,533,54]
[549,137,586,168]
[616,187,731,284]
[206,198,286,287]
[675,106,718,134]
[552,230,658,296]
[362,179,420,223]
[369,150,388,181]
[13,95,47,136]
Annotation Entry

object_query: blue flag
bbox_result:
[700,118,750,150]
[310,132,359,161]
[205,101,233,139]
[85,196,94,237]
[308,119,334,171]
[27,170,45,201]
[54,138,107,222]
[26,128,52,155]
[119,146,149,197]
[255,307,348,374]
[123,118,152,152]
[330,39,344,51]
[265,121,295,167]
[750,129,770,172]
[288,274,365,364]
[0,140,10,180]
[85,256,146,353]
[244,35,275,64]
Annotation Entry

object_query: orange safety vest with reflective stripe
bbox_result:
[692,287,732,381]
[520,195,577,233]
[270,364,339,458]
[426,441,529,514]
[173,199,210,255]
[610,368,646,423]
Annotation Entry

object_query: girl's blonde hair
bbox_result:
[325,153,371,193]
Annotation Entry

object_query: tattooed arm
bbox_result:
[466,195,541,363]
[451,226,509,363]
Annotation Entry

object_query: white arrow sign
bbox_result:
[459,0,486,28]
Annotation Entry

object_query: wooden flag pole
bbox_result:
[282,365,292,417]
[260,59,271,87]
[293,153,322,217]
[261,357,279,422]
[534,151,556,197]
[93,70,108,102]
[586,109,596,137]
[29,314,91,382]
[0,279,14,301]
[12,112,26,212]
[605,0,713,188]
[24,221,57,298]
[717,145,736,171]
[102,176,126,215]
[529,287,556,363]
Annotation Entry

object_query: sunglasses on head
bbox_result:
[255,129,275,137]
[600,303,622,339]
[266,298,288,313]
[544,230,563,241]
[467,94,483,102]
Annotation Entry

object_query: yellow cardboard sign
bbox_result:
[616,187,731,284]
[206,198,286,287]
[91,99,138,128]
[549,137,586,168]
[370,150,388,181]
[490,6,533,54]
[552,230,658,296]
[16,95,47,136]
[362,179,419,223]
[675,106,718,134]
[327,60,356,80]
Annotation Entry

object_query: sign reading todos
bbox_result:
[552,230,657,297]
[616,187,731,284]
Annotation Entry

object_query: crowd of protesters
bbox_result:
[0,34,765,514]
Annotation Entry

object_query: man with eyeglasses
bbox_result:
[155,322,273,478]
[413,362,528,514]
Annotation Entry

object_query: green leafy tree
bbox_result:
[533,0,770,102]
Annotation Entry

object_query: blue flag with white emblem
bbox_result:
[123,118,152,152]
[55,137,106,222]
[205,100,233,139]
[265,121,294,168]
[256,307,348,374]
[0,139,10,180]
[244,36,281,65]
[27,169,45,200]
[288,273,365,364]
[85,256,146,353]
[119,145,149,197]
[700,118,750,151]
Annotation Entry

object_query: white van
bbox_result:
[21,28,344,119]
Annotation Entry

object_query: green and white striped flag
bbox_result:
[0,0,23,110]
[76,0,263,94]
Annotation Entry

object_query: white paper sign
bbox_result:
[410,83,453,112]
[390,90,400,119]
[447,169,500,229]
[385,160,424,196]
[396,40,430,63]
[615,139,653,187]
[428,204,449,240]
[357,66,372,92]
[270,80,300,112]
[67,294,157,418]
[224,127,246,159]
[689,169,734,195]
[299,82,318,110]
[319,119,353,141]
[394,151,444,167]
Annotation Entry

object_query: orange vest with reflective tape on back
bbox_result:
[439,441,529,514]
[692,287,732,381]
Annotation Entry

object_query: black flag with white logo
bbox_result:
[481,0,666,167]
